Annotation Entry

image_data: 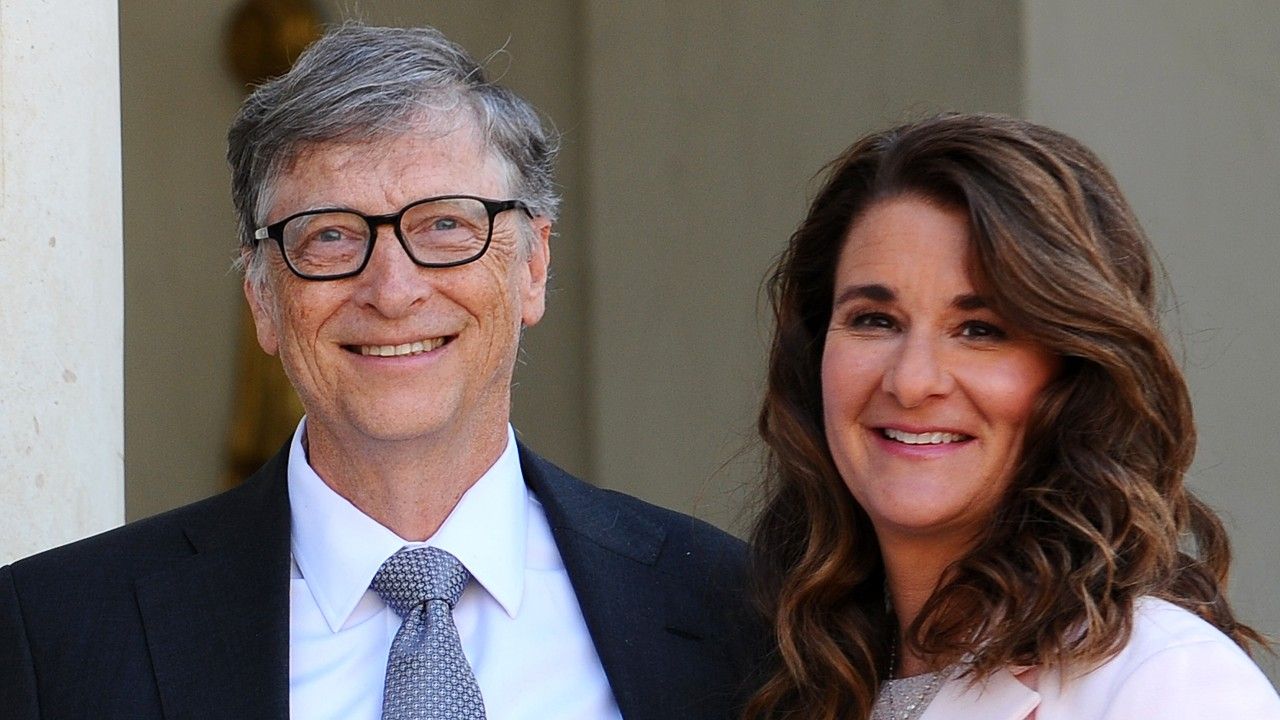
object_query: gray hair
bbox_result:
[228,23,559,281]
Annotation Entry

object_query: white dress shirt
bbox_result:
[287,420,623,720]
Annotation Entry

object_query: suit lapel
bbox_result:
[135,448,292,719]
[520,446,720,720]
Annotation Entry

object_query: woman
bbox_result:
[746,113,1279,719]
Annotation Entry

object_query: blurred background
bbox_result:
[117,0,1277,681]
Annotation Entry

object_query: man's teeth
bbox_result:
[359,338,444,357]
[882,428,968,445]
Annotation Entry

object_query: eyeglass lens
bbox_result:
[281,197,493,276]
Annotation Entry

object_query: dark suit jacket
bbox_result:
[0,443,765,719]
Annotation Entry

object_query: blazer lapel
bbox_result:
[135,448,292,719]
[520,447,724,720]
[922,667,1041,720]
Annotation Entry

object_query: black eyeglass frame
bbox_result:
[252,194,533,281]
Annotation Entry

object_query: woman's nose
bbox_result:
[881,334,954,407]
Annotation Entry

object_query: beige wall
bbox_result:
[1026,0,1280,681]
[580,1,1022,532]
[121,0,244,519]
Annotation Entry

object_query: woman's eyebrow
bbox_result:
[833,283,894,306]
[952,293,990,311]
[832,285,991,311]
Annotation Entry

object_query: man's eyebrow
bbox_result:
[833,283,894,306]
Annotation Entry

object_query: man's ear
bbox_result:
[242,262,280,357]
[520,217,552,329]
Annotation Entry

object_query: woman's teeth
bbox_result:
[882,428,968,445]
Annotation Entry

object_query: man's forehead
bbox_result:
[282,113,484,174]
[268,124,513,210]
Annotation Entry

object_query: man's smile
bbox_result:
[350,336,452,357]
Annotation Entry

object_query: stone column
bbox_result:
[0,0,123,563]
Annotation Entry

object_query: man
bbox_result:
[0,24,761,719]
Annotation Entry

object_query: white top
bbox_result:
[920,596,1280,719]
[286,420,623,720]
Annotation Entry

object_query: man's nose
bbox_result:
[880,333,954,407]
[352,226,430,316]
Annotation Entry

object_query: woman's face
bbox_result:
[820,196,1058,551]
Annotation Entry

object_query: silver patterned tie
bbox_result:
[371,547,487,720]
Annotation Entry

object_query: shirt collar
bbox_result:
[288,419,529,632]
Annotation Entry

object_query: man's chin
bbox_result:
[307,407,460,449]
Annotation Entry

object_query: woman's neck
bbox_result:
[880,534,972,677]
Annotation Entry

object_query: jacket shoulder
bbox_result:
[518,446,747,573]
[1036,598,1280,718]
[1097,597,1268,681]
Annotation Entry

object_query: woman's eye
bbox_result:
[960,321,1006,339]
[851,312,895,330]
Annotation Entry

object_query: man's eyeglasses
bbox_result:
[252,194,533,280]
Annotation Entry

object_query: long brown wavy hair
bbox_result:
[745,113,1265,720]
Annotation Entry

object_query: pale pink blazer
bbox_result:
[919,597,1280,719]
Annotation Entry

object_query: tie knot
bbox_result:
[371,546,471,618]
